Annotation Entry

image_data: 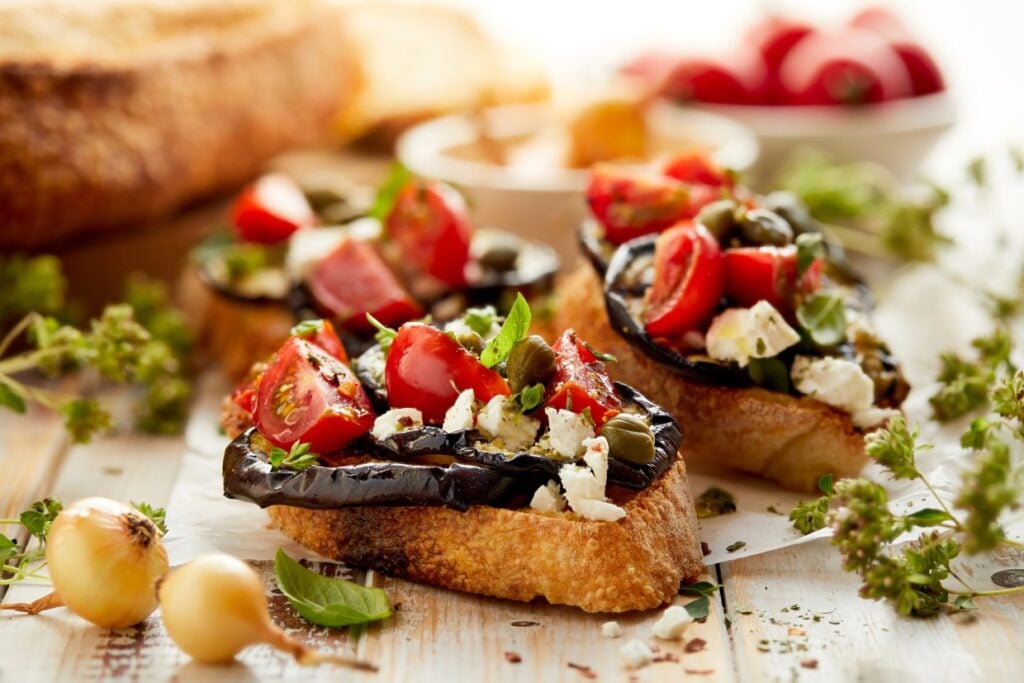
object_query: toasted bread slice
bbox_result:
[266,454,703,613]
[550,266,869,492]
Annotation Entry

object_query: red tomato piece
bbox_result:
[663,153,734,188]
[745,16,815,103]
[385,324,509,425]
[723,246,822,312]
[291,319,349,364]
[308,238,422,334]
[779,29,913,105]
[546,330,622,427]
[644,223,725,339]
[231,373,261,415]
[586,165,691,245]
[230,174,316,245]
[660,51,767,105]
[386,180,472,288]
[254,338,375,453]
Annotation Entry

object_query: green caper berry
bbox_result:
[506,335,556,393]
[600,413,656,465]
[696,198,740,240]
[475,232,522,272]
[762,192,816,235]
[738,208,794,246]
[456,330,486,354]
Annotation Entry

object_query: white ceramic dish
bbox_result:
[681,91,956,183]
[396,103,759,268]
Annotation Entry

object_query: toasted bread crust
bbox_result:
[267,454,703,613]
[0,0,353,249]
[551,266,868,492]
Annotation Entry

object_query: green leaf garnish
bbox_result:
[19,498,63,542]
[789,474,835,535]
[905,508,954,528]
[513,383,545,413]
[679,580,720,598]
[725,541,746,553]
[683,595,711,621]
[695,486,736,519]
[480,293,531,369]
[796,292,847,347]
[582,340,617,363]
[462,306,498,338]
[368,163,412,222]
[366,314,398,353]
[747,357,791,392]
[0,383,26,414]
[291,319,325,338]
[269,441,320,471]
[274,548,392,628]
[795,232,824,277]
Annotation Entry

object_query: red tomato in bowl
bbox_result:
[385,324,509,425]
[779,29,913,105]
[386,180,472,288]
[230,174,316,245]
[723,246,822,312]
[620,50,680,90]
[848,7,944,96]
[307,238,422,334]
[254,338,375,452]
[644,223,725,339]
[745,16,815,103]
[848,6,910,38]
[660,51,767,105]
[663,153,734,188]
[545,330,622,427]
[586,165,691,245]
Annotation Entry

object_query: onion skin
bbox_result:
[46,497,168,629]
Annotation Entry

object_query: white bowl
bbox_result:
[677,92,956,184]
[396,103,759,269]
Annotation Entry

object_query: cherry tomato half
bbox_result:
[291,319,349,364]
[385,324,510,425]
[745,16,815,103]
[545,330,622,427]
[254,337,375,452]
[307,238,423,334]
[663,153,734,189]
[230,174,316,245]
[386,181,472,288]
[779,29,912,105]
[231,371,262,415]
[644,223,725,339]
[586,165,691,245]
[723,246,823,313]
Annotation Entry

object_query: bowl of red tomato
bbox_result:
[625,6,955,180]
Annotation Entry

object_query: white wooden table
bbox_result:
[2,388,1022,682]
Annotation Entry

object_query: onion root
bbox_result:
[0,590,65,615]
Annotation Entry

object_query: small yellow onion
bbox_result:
[1,497,168,628]
[159,553,375,671]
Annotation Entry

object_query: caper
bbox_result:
[457,330,486,355]
[506,335,556,393]
[696,198,740,240]
[738,208,794,246]
[600,413,656,465]
[762,191,816,235]
[476,232,522,272]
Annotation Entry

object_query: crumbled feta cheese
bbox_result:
[602,621,622,638]
[442,389,476,432]
[852,406,901,429]
[791,356,875,416]
[286,228,348,280]
[371,408,423,440]
[345,216,384,240]
[650,605,694,640]
[619,639,654,670]
[706,301,800,367]
[529,480,566,513]
[476,396,540,451]
[557,436,625,521]
[543,408,595,459]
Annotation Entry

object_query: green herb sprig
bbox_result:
[274,548,392,628]
[269,442,320,471]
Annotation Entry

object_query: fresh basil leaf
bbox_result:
[747,357,791,392]
[19,498,63,542]
[684,595,711,621]
[795,232,824,277]
[480,293,531,369]
[695,487,736,519]
[369,163,412,222]
[0,383,26,414]
[462,307,497,338]
[905,508,954,527]
[818,473,834,497]
[679,580,720,598]
[366,314,398,353]
[132,501,168,536]
[796,292,847,347]
[275,548,392,628]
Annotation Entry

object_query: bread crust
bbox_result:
[267,454,703,613]
[0,0,354,249]
[551,266,869,492]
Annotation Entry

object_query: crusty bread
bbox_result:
[0,0,355,249]
[178,265,293,382]
[550,266,869,492]
[267,454,703,613]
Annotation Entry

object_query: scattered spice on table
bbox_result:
[504,652,522,664]
[567,662,597,679]
[685,638,707,653]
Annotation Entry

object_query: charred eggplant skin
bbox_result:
[368,382,681,490]
[223,428,538,511]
